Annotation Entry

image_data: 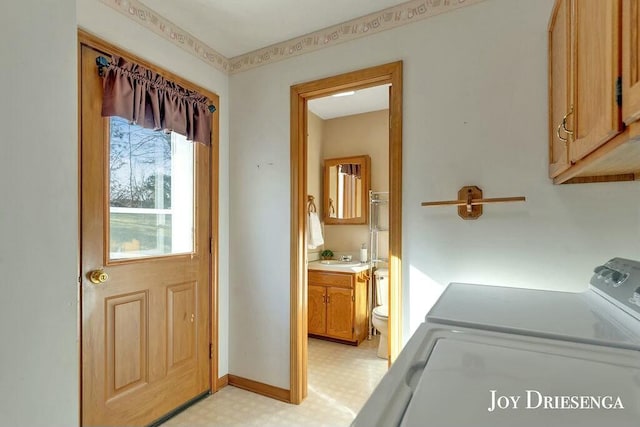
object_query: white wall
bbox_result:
[0,1,78,426]
[77,0,231,376]
[229,0,640,389]
[0,2,231,424]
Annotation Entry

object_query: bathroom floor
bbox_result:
[162,336,387,427]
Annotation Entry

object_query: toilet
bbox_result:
[371,268,389,359]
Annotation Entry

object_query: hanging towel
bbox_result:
[307,212,324,249]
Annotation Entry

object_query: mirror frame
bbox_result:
[323,155,371,225]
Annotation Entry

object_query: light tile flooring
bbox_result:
[163,337,387,427]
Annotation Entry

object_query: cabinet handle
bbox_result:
[556,106,574,144]
[557,122,568,143]
[326,295,330,304]
[561,106,574,135]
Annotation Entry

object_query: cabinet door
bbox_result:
[570,0,622,162]
[326,287,354,340]
[623,0,640,124]
[308,284,326,335]
[549,0,572,177]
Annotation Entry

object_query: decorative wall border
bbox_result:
[101,0,487,75]
[100,0,230,74]
[229,0,486,73]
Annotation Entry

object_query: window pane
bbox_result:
[109,117,194,260]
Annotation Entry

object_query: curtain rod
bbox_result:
[95,56,217,113]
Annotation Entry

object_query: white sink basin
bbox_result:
[319,260,362,267]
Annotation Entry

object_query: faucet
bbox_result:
[340,255,352,262]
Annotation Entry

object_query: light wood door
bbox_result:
[308,284,326,335]
[570,0,622,162]
[549,0,572,177]
[80,45,210,426]
[326,287,353,340]
[623,0,640,124]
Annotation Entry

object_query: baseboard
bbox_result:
[228,374,291,403]
[216,374,229,389]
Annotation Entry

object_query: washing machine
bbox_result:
[352,258,640,427]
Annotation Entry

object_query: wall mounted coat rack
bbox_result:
[421,186,525,220]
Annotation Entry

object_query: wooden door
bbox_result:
[308,284,326,335]
[548,0,572,177]
[326,287,353,340]
[80,45,210,426]
[623,0,640,124]
[570,0,622,162]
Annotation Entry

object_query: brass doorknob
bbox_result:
[89,269,109,284]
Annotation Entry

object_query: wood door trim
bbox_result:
[78,29,220,419]
[209,75,221,393]
[290,61,403,404]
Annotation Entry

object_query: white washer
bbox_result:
[353,258,640,427]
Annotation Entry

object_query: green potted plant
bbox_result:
[320,249,334,260]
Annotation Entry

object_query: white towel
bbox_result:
[307,212,324,249]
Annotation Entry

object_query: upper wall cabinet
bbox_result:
[549,0,640,184]
[548,0,572,178]
[623,0,640,124]
[570,0,622,162]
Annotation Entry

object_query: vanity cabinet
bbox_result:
[548,0,640,183]
[308,269,368,344]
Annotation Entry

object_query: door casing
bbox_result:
[289,61,403,404]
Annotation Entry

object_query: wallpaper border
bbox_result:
[100,0,487,75]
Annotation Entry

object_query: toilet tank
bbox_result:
[374,268,389,307]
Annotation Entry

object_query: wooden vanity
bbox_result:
[307,264,369,345]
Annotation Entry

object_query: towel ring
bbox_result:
[307,195,317,214]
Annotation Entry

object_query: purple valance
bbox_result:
[100,56,214,145]
[339,163,361,178]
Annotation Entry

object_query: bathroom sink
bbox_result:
[319,260,363,267]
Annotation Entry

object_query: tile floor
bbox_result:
[163,337,388,427]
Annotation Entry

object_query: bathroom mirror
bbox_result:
[323,155,370,225]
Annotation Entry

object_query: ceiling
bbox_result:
[142,0,411,58]
[308,84,390,120]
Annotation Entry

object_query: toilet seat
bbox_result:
[372,305,388,319]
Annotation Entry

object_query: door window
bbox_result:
[108,116,194,260]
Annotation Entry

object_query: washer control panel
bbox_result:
[591,258,640,318]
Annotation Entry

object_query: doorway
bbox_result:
[289,62,403,404]
[78,32,220,426]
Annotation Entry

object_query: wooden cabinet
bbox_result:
[308,284,327,336]
[570,0,622,162]
[623,0,640,124]
[307,269,368,344]
[549,0,623,181]
[548,0,572,177]
[548,0,640,183]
